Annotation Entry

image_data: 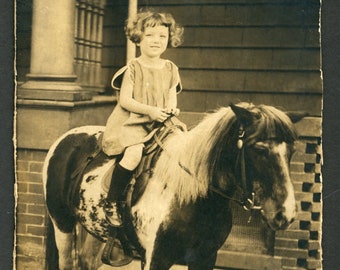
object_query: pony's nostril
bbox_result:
[274,211,292,229]
[275,211,284,222]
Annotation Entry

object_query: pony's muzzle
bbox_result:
[271,205,296,230]
[261,203,296,230]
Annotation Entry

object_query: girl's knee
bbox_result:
[120,144,144,170]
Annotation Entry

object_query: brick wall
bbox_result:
[16,149,48,269]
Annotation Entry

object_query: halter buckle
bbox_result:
[243,192,262,211]
[237,125,245,149]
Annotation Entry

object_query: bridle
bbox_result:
[209,124,262,211]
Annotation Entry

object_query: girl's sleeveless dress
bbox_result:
[102,59,182,156]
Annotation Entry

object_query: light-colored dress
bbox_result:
[102,58,182,156]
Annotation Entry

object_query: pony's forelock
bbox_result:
[247,105,298,145]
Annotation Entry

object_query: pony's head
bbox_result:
[227,103,306,230]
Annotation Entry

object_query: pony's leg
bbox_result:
[146,246,177,270]
[52,221,74,270]
[147,237,183,270]
[78,231,104,270]
[187,252,217,270]
[148,259,174,270]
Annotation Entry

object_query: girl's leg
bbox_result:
[102,144,144,266]
[105,143,144,224]
[119,143,144,171]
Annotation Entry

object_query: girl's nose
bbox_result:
[152,35,161,43]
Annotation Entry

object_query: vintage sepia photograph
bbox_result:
[14,0,324,269]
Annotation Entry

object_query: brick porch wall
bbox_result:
[16,149,48,269]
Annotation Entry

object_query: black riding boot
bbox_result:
[104,163,133,225]
[102,163,134,266]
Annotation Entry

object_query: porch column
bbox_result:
[18,0,91,101]
[16,0,114,151]
[126,0,137,62]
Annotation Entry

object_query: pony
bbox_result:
[43,103,305,270]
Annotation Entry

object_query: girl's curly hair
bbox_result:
[125,10,184,47]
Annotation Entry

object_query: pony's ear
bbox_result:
[230,103,260,126]
[285,111,309,123]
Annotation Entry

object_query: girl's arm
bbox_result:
[166,86,180,116]
[119,72,169,122]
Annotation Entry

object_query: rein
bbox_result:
[208,185,259,211]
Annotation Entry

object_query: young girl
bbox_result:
[101,11,184,229]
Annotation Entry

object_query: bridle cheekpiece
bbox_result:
[234,124,262,211]
[209,124,262,211]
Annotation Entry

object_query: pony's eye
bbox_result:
[253,142,269,155]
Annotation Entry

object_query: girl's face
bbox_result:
[139,25,169,59]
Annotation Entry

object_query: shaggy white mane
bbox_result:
[152,107,236,205]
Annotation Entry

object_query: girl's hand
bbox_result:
[148,107,170,122]
[165,108,180,116]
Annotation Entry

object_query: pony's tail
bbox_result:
[45,217,59,270]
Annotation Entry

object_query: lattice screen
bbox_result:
[275,136,322,270]
[223,202,273,255]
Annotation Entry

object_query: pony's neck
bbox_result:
[152,108,237,205]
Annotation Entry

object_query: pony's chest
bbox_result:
[131,179,175,240]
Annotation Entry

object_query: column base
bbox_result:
[18,74,93,101]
